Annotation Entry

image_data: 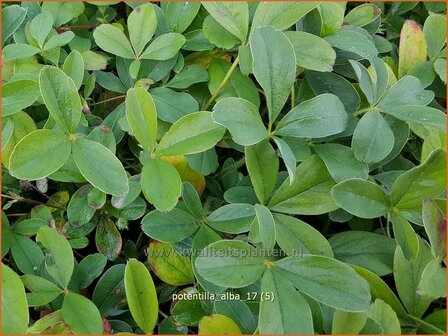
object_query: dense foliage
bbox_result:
[1,1,447,334]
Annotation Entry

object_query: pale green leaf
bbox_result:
[124,258,159,334]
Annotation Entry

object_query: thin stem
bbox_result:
[291,84,295,108]
[202,55,240,110]
[1,194,66,210]
[93,95,126,106]
[159,310,168,319]
[386,212,391,237]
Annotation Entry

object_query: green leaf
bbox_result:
[398,20,427,78]
[43,31,75,51]
[166,2,201,33]
[182,182,203,219]
[2,5,27,44]
[250,26,296,124]
[195,240,264,288]
[166,64,209,89]
[41,2,84,26]
[285,31,336,72]
[2,79,40,116]
[9,130,71,180]
[275,94,348,138]
[150,87,199,123]
[418,258,446,299]
[141,157,181,211]
[62,50,84,90]
[92,264,126,317]
[434,57,447,84]
[207,203,255,234]
[394,239,434,317]
[2,119,14,151]
[95,216,122,261]
[186,148,219,176]
[344,4,381,27]
[315,144,368,183]
[423,14,446,58]
[2,264,29,334]
[142,208,199,242]
[140,33,185,60]
[202,2,248,43]
[329,231,396,276]
[39,66,82,134]
[319,3,347,37]
[75,253,107,289]
[214,300,256,334]
[36,227,74,289]
[21,274,63,307]
[273,137,297,184]
[207,58,260,107]
[9,234,44,275]
[157,112,225,156]
[245,139,279,205]
[67,185,96,226]
[29,11,54,48]
[380,105,446,132]
[332,178,389,219]
[352,111,394,165]
[93,24,135,59]
[274,213,333,257]
[367,299,401,334]
[125,87,158,152]
[212,97,267,146]
[259,268,313,334]
[408,61,437,88]
[276,255,371,312]
[148,241,194,286]
[390,212,419,260]
[2,43,40,60]
[128,4,156,57]
[198,314,241,334]
[390,148,446,215]
[422,199,446,259]
[252,204,276,250]
[61,293,103,334]
[269,155,338,215]
[124,258,158,334]
[251,2,318,31]
[306,70,361,114]
[378,75,434,109]
[351,265,408,318]
[203,15,240,49]
[332,310,367,334]
[325,27,378,60]
[72,137,129,196]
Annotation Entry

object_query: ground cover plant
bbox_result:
[1,1,447,334]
